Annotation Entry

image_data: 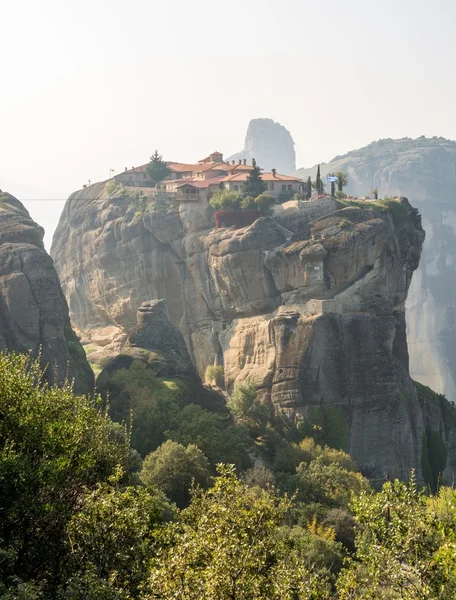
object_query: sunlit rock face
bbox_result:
[0,191,93,392]
[52,179,456,483]
[296,137,456,402]
[227,118,296,173]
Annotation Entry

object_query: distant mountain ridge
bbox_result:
[227,118,296,173]
[297,136,456,400]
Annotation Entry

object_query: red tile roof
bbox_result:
[221,172,301,183]
[175,177,224,190]
[167,162,200,173]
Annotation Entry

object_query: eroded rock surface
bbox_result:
[296,137,456,400]
[0,192,93,392]
[52,183,456,481]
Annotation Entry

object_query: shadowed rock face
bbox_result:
[96,300,225,418]
[0,192,93,392]
[51,182,456,482]
[227,118,296,173]
[127,300,199,381]
[296,137,456,401]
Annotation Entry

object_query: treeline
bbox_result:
[0,354,455,599]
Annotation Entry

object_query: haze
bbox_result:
[2,0,456,248]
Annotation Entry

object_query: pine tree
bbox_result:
[242,159,267,199]
[146,150,170,187]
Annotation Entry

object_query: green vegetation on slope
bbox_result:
[1,354,456,598]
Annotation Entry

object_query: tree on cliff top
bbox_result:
[146,150,170,186]
[334,171,348,192]
[306,176,312,199]
[316,164,324,195]
[242,158,267,198]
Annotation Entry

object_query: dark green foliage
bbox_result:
[61,480,171,598]
[334,172,348,192]
[306,176,312,199]
[141,440,211,508]
[316,164,324,195]
[278,189,295,203]
[144,466,330,599]
[0,353,132,596]
[101,361,185,457]
[254,192,276,212]
[205,364,225,388]
[298,406,348,450]
[242,158,267,198]
[3,353,456,598]
[421,429,447,492]
[210,189,243,210]
[146,150,170,186]
[227,382,270,434]
[378,197,409,226]
[100,361,253,472]
[167,403,253,472]
[331,181,335,197]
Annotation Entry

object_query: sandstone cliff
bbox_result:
[296,137,456,401]
[51,181,456,483]
[0,191,93,392]
[227,118,296,173]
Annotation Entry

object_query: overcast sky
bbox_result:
[2,0,456,247]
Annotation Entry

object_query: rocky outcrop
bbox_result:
[124,299,199,381]
[96,300,225,420]
[227,118,296,173]
[0,191,93,392]
[51,180,456,482]
[296,137,456,401]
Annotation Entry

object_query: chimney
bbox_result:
[125,167,127,171]
[238,159,242,164]
[272,168,277,177]
[232,160,235,165]
[243,159,247,165]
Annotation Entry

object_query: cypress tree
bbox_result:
[331,181,335,198]
[306,176,312,199]
[242,159,267,198]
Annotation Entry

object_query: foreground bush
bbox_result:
[144,466,330,600]
[0,353,133,595]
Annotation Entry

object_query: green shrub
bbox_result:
[254,193,276,213]
[227,383,269,433]
[278,189,295,203]
[240,195,255,209]
[205,365,225,388]
[104,179,120,196]
[141,440,210,507]
[209,190,243,211]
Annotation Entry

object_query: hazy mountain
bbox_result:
[227,118,296,173]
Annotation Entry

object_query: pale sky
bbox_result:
[2,0,456,248]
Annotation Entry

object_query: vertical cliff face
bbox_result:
[227,118,296,173]
[0,192,93,392]
[51,180,456,483]
[296,137,456,402]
